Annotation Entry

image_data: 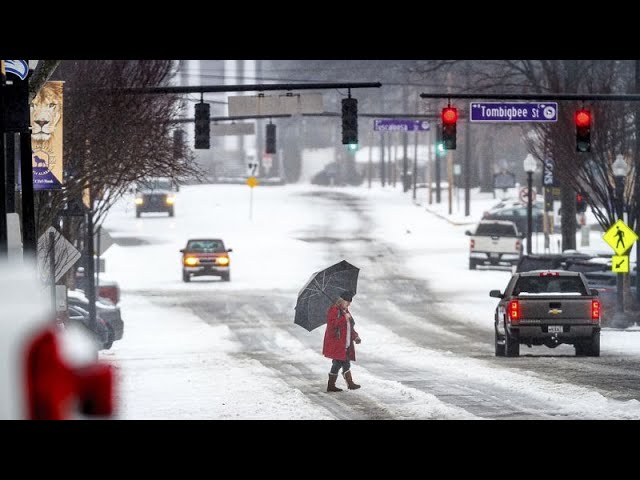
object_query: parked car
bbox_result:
[483,204,545,235]
[66,304,112,350]
[68,290,124,347]
[134,176,177,217]
[181,238,232,282]
[76,269,121,304]
[566,259,638,325]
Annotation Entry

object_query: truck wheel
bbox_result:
[587,332,600,357]
[168,207,174,217]
[469,259,476,270]
[574,343,587,356]
[136,210,141,218]
[221,272,230,282]
[505,327,520,357]
[495,330,505,357]
[182,271,191,283]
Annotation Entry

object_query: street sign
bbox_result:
[519,187,537,203]
[470,102,558,122]
[247,162,258,176]
[246,176,259,188]
[603,219,639,255]
[94,229,114,256]
[612,255,630,273]
[373,119,430,132]
[37,227,82,283]
[493,171,516,190]
[211,123,255,136]
[228,93,323,116]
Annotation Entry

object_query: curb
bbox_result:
[423,205,477,227]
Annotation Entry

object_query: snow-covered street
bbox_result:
[100,183,640,419]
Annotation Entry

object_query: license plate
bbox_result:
[490,253,499,259]
[548,326,563,333]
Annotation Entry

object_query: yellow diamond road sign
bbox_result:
[612,255,630,273]
[603,219,638,255]
[246,176,258,188]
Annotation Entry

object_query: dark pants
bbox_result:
[330,358,351,375]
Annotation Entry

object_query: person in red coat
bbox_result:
[322,290,361,392]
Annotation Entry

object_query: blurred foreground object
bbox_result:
[0,261,115,419]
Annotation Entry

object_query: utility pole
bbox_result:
[402,84,409,192]
[0,64,7,258]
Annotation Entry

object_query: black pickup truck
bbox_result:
[490,270,601,357]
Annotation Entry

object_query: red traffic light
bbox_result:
[575,109,591,127]
[442,107,458,125]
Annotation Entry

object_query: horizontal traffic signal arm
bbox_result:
[420,92,640,101]
[108,82,382,95]
[172,112,463,124]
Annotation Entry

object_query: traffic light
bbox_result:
[441,106,457,150]
[265,123,276,154]
[342,97,358,147]
[576,193,587,213]
[575,108,591,152]
[195,102,210,149]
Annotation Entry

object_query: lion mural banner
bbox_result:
[31,81,64,190]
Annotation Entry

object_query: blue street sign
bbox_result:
[470,102,558,122]
[373,119,430,132]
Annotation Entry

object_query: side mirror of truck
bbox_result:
[489,289,503,298]
[179,249,185,253]
[227,248,233,253]
[591,289,599,296]
[464,230,472,236]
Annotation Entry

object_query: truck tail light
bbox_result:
[591,299,600,321]
[515,239,521,251]
[508,300,520,324]
[470,239,475,250]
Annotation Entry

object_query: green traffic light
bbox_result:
[347,143,358,152]
[437,142,445,155]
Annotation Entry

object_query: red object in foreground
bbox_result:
[25,328,114,420]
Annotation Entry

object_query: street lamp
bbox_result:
[613,154,629,323]
[523,154,537,255]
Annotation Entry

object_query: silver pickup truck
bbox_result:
[490,270,601,357]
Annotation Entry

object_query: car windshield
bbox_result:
[514,275,588,295]
[139,178,173,191]
[187,240,225,252]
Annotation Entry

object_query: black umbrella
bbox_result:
[294,260,360,332]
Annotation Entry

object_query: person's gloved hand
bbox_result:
[354,336,361,344]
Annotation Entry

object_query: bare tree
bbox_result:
[29,60,200,286]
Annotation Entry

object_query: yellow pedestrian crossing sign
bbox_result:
[246,176,258,188]
[603,219,638,255]
[612,255,630,273]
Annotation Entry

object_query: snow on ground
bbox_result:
[101,182,640,419]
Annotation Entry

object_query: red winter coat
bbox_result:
[322,305,359,361]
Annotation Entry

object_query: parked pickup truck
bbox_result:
[465,220,523,270]
[490,270,601,357]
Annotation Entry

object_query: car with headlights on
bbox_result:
[181,238,232,282]
[134,177,177,217]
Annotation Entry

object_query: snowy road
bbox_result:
[101,184,640,419]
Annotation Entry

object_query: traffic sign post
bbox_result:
[470,102,558,123]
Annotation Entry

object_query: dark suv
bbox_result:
[134,177,176,217]
[181,238,232,282]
